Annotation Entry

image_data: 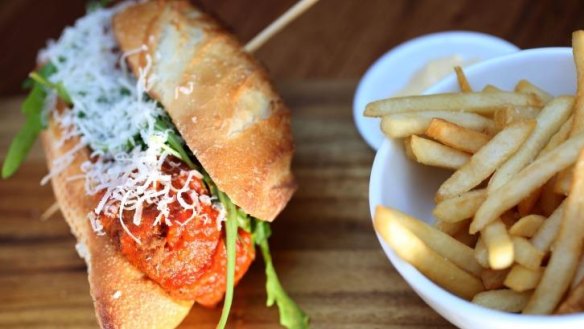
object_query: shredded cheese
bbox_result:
[38,3,225,241]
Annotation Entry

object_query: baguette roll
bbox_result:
[113,1,296,222]
[42,104,193,329]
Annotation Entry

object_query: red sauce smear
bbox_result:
[99,158,255,306]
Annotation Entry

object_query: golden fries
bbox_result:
[515,80,553,104]
[557,277,584,314]
[407,135,470,169]
[509,214,545,238]
[472,289,531,312]
[512,237,544,270]
[368,31,584,316]
[482,84,502,93]
[374,206,484,299]
[433,189,486,223]
[425,119,490,153]
[504,265,542,292]
[540,116,573,156]
[455,66,472,93]
[364,92,542,117]
[524,150,584,314]
[488,97,574,192]
[570,30,584,136]
[471,132,584,234]
[494,107,540,129]
[375,206,482,276]
[530,201,565,252]
[436,120,535,201]
[482,219,514,270]
[381,111,495,138]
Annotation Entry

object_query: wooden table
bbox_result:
[0,81,453,328]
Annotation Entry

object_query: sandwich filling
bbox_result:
[3,2,307,329]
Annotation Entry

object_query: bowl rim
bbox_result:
[369,46,584,324]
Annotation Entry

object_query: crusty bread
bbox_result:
[41,106,193,329]
[113,0,296,222]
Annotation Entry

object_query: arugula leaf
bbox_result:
[155,117,196,169]
[254,220,310,329]
[2,65,57,178]
[29,70,71,104]
[216,191,238,329]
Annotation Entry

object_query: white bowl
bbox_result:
[354,31,519,151]
[369,47,584,329]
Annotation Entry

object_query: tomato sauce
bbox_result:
[99,158,255,305]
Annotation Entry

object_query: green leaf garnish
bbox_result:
[155,117,196,169]
[216,191,238,329]
[29,70,72,104]
[254,221,310,329]
[2,64,57,178]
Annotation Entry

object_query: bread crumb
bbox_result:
[112,290,122,299]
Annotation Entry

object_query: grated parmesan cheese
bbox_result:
[38,3,225,242]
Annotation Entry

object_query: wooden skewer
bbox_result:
[245,0,319,53]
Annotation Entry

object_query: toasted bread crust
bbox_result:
[41,107,193,329]
[113,0,296,221]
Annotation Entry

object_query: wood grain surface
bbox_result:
[0,81,454,328]
[1,0,584,94]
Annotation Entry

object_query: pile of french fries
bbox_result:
[366,31,584,315]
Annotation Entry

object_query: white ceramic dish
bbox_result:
[354,31,519,150]
[369,47,584,329]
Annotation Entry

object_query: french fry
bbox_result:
[515,80,553,104]
[408,135,470,170]
[553,31,584,198]
[554,171,571,195]
[425,119,490,153]
[473,289,531,313]
[376,206,482,276]
[488,96,574,192]
[504,265,543,292]
[436,120,535,201]
[374,206,484,299]
[455,66,472,92]
[381,111,496,138]
[509,214,545,238]
[569,30,584,136]
[482,84,502,93]
[539,115,573,156]
[482,219,514,270]
[531,201,566,253]
[481,268,510,290]
[470,133,584,234]
[557,277,584,314]
[494,106,540,129]
[571,254,584,290]
[517,187,543,217]
[433,189,486,223]
[523,150,584,314]
[513,236,544,270]
[474,237,490,268]
[364,92,542,117]
[403,136,415,160]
